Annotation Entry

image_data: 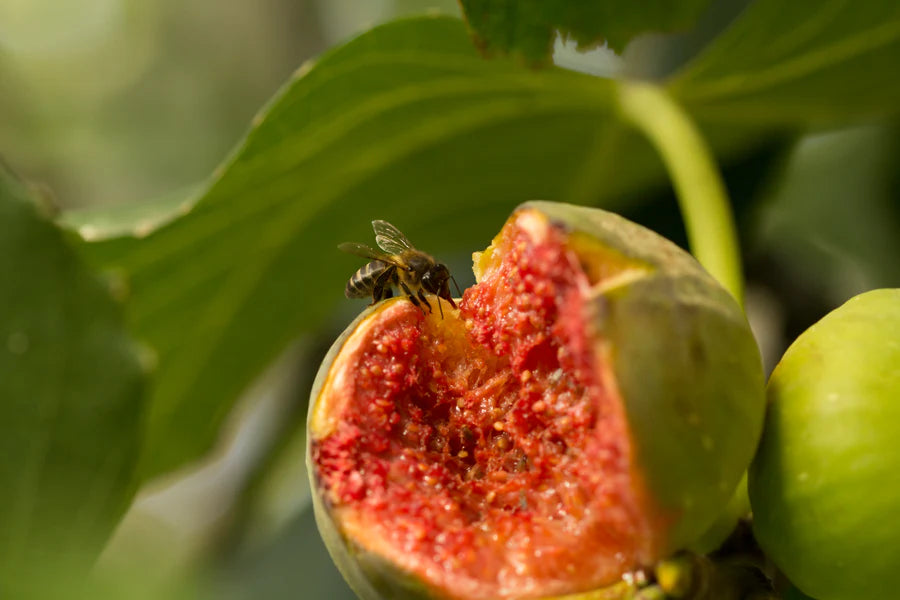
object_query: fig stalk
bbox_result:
[616,82,743,305]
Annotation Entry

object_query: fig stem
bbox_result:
[616,82,744,307]
[634,585,667,600]
[654,552,777,600]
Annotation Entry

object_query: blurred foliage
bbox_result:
[0,161,146,594]
[0,0,326,209]
[754,126,900,300]
[457,0,711,60]
[214,505,355,600]
[0,0,898,598]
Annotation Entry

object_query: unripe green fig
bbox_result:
[750,288,900,600]
[308,202,765,600]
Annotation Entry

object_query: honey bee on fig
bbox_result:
[339,220,460,317]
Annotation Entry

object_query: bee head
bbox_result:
[423,263,459,311]
[422,263,450,295]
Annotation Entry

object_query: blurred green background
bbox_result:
[1,0,897,598]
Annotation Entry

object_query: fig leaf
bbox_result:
[0,162,146,587]
[63,16,655,481]
[458,0,711,60]
[669,0,900,125]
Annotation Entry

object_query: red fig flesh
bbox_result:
[309,203,765,600]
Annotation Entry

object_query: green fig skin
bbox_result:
[685,474,749,555]
[750,288,900,600]
[525,202,765,551]
[308,202,766,600]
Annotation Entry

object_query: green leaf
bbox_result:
[0,162,146,586]
[459,0,711,60]
[71,15,661,480]
[754,125,900,301]
[65,15,778,482]
[669,0,900,125]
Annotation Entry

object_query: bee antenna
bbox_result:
[450,275,461,297]
[438,295,444,319]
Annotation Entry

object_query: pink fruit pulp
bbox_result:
[312,212,663,599]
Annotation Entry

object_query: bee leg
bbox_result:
[433,292,445,319]
[416,288,433,315]
[369,283,382,305]
[400,281,426,314]
[370,268,395,305]
[372,282,392,302]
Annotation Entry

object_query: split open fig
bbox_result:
[308,202,765,600]
[750,288,900,600]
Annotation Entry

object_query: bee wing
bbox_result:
[372,220,415,254]
[338,242,405,266]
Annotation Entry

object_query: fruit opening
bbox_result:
[312,210,661,600]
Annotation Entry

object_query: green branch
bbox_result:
[616,81,744,306]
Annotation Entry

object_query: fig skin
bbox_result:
[308,304,437,600]
[750,288,900,600]
[524,202,764,551]
[308,202,765,600]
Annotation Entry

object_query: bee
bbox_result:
[339,220,460,317]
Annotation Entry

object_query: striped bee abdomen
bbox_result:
[345,260,390,299]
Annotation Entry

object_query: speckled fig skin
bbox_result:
[307,202,765,600]
[750,289,900,600]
